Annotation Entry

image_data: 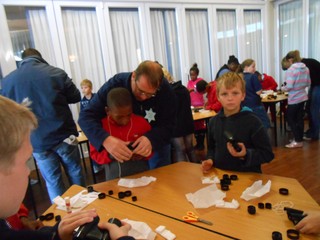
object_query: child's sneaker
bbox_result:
[285,141,303,148]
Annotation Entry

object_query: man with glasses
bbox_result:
[79,60,176,169]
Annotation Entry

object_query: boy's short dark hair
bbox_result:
[217,72,245,95]
[107,88,132,109]
[196,80,208,93]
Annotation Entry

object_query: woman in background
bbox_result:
[281,50,311,148]
[237,59,271,129]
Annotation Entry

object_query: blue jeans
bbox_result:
[148,144,171,169]
[33,141,85,201]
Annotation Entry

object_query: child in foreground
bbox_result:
[0,95,134,240]
[201,72,274,173]
[90,87,152,180]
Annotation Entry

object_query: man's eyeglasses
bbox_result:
[135,81,157,98]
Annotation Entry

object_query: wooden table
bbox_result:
[91,162,320,240]
[192,109,216,121]
[43,185,230,239]
[261,94,288,146]
[193,110,216,146]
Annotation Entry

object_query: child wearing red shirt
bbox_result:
[90,88,152,180]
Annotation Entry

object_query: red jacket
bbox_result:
[6,204,29,230]
[205,81,222,112]
[90,114,151,164]
[261,73,278,91]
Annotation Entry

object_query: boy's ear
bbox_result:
[241,92,246,101]
[105,106,109,114]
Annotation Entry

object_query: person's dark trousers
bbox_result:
[286,101,306,142]
[194,130,205,150]
[305,87,313,131]
[308,85,320,139]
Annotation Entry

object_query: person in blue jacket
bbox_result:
[1,48,85,201]
[78,60,176,169]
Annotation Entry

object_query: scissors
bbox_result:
[182,211,213,225]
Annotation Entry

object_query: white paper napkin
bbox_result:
[53,190,99,212]
[185,184,238,209]
[240,180,271,201]
[201,176,220,184]
[118,176,156,188]
[122,219,156,240]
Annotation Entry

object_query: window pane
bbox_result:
[62,7,106,89]
[309,0,320,59]
[216,10,238,71]
[109,8,142,72]
[244,10,262,72]
[186,9,211,81]
[4,6,56,65]
[150,9,181,80]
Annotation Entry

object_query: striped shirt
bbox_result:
[282,62,311,104]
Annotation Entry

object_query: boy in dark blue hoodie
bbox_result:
[201,72,274,173]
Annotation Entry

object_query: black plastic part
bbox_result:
[248,205,256,215]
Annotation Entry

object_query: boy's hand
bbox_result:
[58,209,97,240]
[131,136,152,157]
[201,159,213,173]
[295,211,320,234]
[98,221,132,240]
[227,142,247,159]
[20,217,44,230]
[103,136,133,163]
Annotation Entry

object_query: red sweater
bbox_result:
[6,204,29,230]
[261,73,278,91]
[90,114,151,164]
[205,81,222,112]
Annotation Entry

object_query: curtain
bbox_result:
[186,9,211,81]
[216,10,238,74]
[150,9,181,80]
[27,8,56,66]
[279,1,303,58]
[62,8,105,91]
[9,30,31,60]
[309,0,320,59]
[243,10,262,72]
[279,0,302,83]
[109,8,142,72]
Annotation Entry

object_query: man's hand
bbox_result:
[201,159,213,173]
[58,209,97,240]
[227,142,247,159]
[131,136,152,157]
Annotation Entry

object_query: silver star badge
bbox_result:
[145,108,156,123]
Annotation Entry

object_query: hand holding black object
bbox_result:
[224,131,242,152]
[74,216,122,240]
